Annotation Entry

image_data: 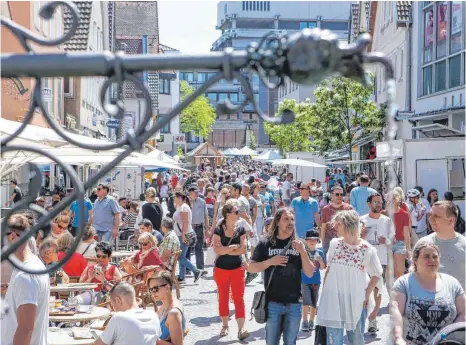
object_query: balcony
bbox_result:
[211,28,288,51]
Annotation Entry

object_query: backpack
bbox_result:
[455,206,465,235]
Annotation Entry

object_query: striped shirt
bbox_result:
[350,186,377,216]
[123,212,138,230]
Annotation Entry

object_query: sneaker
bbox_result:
[177,277,185,283]
[201,270,208,276]
[368,319,378,334]
[301,320,309,332]
[194,270,202,283]
[309,321,315,330]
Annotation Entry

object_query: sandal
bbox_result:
[238,329,250,341]
[220,326,229,337]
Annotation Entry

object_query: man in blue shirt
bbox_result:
[69,196,94,237]
[259,183,275,217]
[93,184,120,242]
[301,229,326,331]
[290,183,320,238]
[350,174,377,216]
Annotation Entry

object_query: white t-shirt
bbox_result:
[282,180,292,200]
[76,242,97,260]
[160,185,169,198]
[1,255,50,345]
[360,214,395,265]
[173,203,193,236]
[100,308,161,345]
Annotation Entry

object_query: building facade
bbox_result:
[1,1,64,128]
[63,1,109,138]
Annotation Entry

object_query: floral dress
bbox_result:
[316,237,383,331]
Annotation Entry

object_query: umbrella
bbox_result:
[271,158,327,168]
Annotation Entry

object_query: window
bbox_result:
[197,73,206,82]
[156,116,170,133]
[435,60,446,91]
[229,93,239,103]
[34,1,41,29]
[449,54,461,87]
[207,93,217,103]
[436,2,447,59]
[242,1,246,10]
[423,8,434,63]
[179,72,194,82]
[451,2,463,53]
[57,78,62,120]
[254,93,259,104]
[400,49,404,80]
[422,65,433,95]
[159,79,170,94]
[300,21,317,30]
[320,21,349,31]
[64,77,74,98]
[218,93,228,101]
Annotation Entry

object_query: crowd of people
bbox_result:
[1,158,465,345]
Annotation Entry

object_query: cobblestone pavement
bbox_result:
[179,256,391,345]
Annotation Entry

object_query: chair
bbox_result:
[167,250,182,299]
[68,276,80,283]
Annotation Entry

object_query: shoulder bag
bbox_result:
[177,223,197,247]
[250,239,292,324]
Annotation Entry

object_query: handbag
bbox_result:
[177,223,197,247]
[314,325,327,345]
[207,227,238,266]
[250,239,292,324]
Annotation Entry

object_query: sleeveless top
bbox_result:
[160,307,187,341]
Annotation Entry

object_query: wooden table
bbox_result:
[48,328,103,345]
[49,306,111,323]
[50,283,98,297]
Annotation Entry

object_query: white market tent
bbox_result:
[253,149,282,161]
[271,158,327,168]
[239,146,257,156]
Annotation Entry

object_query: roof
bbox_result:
[396,1,411,23]
[64,1,93,51]
[160,43,179,52]
[114,1,158,36]
[186,142,223,157]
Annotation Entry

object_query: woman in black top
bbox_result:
[213,204,249,341]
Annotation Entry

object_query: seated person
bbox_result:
[95,282,161,345]
[36,213,71,247]
[149,271,187,345]
[159,217,181,272]
[132,233,165,270]
[78,242,122,304]
[39,239,69,284]
[139,219,164,246]
[76,224,98,263]
[57,232,88,277]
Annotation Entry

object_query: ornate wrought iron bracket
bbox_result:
[1,1,395,277]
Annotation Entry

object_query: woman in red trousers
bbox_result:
[213,203,250,341]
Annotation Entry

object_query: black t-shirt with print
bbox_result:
[252,236,303,304]
[12,186,22,203]
[214,226,246,270]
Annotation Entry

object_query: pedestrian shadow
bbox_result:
[189,310,235,327]
[194,337,239,345]
[378,306,389,315]
[202,276,215,281]
[363,333,383,344]
[199,289,217,294]
[242,327,266,341]
[298,330,314,339]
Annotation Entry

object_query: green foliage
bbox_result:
[180,80,216,139]
[248,131,257,150]
[263,99,316,153]
[176,145,185,160]
[310,75,380,157]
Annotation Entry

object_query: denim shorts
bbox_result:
[392,240,407,255]
[301,283,319,307]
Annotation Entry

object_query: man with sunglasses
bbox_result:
[93,184,120,243]
[321,186,353,256]
[291,183,320,239]
[2,214,50,345]
[95,282,161,345]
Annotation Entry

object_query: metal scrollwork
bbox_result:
[1,1,395,278]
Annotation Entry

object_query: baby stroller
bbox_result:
[429,322,465,345]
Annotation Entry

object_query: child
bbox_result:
[301,229,326,332]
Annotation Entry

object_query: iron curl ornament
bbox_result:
[1,1,398,279]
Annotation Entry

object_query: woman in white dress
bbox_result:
[316,210,383,345]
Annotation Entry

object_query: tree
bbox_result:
[310,75,380,161]
[248,130,257,150]
[263,99,317,153]
[179,80,216,138]
[176,145,185,161]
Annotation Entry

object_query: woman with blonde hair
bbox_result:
[393,187,409,212]
[76,224,97,263]
[125,233,164,270]
[316,210,383,345]
[57,232,88,277]
[391,241,465,345]
[37,214,71,246]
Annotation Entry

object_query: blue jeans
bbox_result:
[178,236,198,279]
[97,230,112,243]
[266,302,302,345]
[326,308,367,345]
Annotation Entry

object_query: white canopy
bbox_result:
[272,158,327,168]
[239,146,257,155]
[145,148,178,164]
[253,149,282,161]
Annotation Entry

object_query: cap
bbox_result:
[188,185,199,193]
[305,229,320,241]
[138,219,153,227]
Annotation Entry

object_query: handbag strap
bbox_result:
[265,238,293,292]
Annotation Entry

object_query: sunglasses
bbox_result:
[57,224,67,230]
[96,254,108,259]
[149,283,168,293]
[333,193,343,197]
[300,188,310,191]
[228,210,239,215]
[97,188,103,191]
[139,242,151,247]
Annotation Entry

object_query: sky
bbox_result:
[158,1,220,54]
